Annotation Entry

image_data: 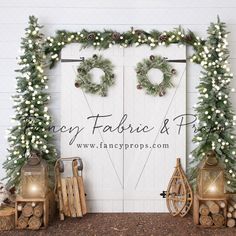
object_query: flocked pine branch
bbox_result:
[3,16,57,188]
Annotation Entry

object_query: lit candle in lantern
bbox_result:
[208,184,216,193]
[30,184,38,193]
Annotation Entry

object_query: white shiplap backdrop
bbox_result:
[1,0,236,182]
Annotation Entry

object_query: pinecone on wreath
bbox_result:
[74,82,80,88]
[159,87,166,97]
[171,69,177,75]
[159,34,168,42]
[149,55,155,61]
[137,84,142,90]
[101,91,107,97]
[77,68,84,73]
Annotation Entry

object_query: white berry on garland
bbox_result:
[75,54,115,97]
[135,55,176,97]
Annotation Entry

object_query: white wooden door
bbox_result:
[61,44,124,212]
[60,44,186,212]
[123,46,186,212]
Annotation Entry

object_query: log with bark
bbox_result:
[232,211,236,219]
[28,216,42,230]
[229,199,236,209]
[22,203,33,217]
[199,215,213,226]
[227,218,236,228]
[33,203,43,218]
[212,213,225,227]
[205,201,220,214]
[199,204,209,216]
[17,215,28,229]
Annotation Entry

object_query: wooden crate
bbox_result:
[15,191,55,230]
[0,206,15,230]
[193,193,227,227]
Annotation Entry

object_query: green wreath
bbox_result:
[136,55,176,96]
[75,54,115,96]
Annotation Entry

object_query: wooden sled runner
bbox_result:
[54,157,87,220]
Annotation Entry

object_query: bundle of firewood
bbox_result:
[17,202,44,230]
[198,200,226,227]
[226,198,236,227]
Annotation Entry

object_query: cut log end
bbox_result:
[199,204,210,216]
[28,216,42,230]
[228,204,234,213]
[205,201,220,214]
[17,215,28,229]
[22,203,33,218]
[199,215,213,226]
[212,214,225,227]
[227,212,232,218]
[33,203,43,218]
[216,200,226,209]
[227,218,236,228]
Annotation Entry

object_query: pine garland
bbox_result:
[188,17,236,192]
[44,27,205,68]
[3,16,57,188]
[136,55,176,96]
[75,54,115,96]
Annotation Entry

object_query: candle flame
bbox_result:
[30,184,38,193]
[208,185,216,192]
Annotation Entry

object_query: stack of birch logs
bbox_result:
[199,200,226,227]
[17,202,44,230]
[226,198,236,228]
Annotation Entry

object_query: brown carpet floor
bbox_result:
[2,213,236,236]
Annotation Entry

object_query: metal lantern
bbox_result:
[20,151,48,198]
[197,150,225,199]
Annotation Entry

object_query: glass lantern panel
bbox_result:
[20,158,48,198]
[202,169,224,197]
[22,174,46,198]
